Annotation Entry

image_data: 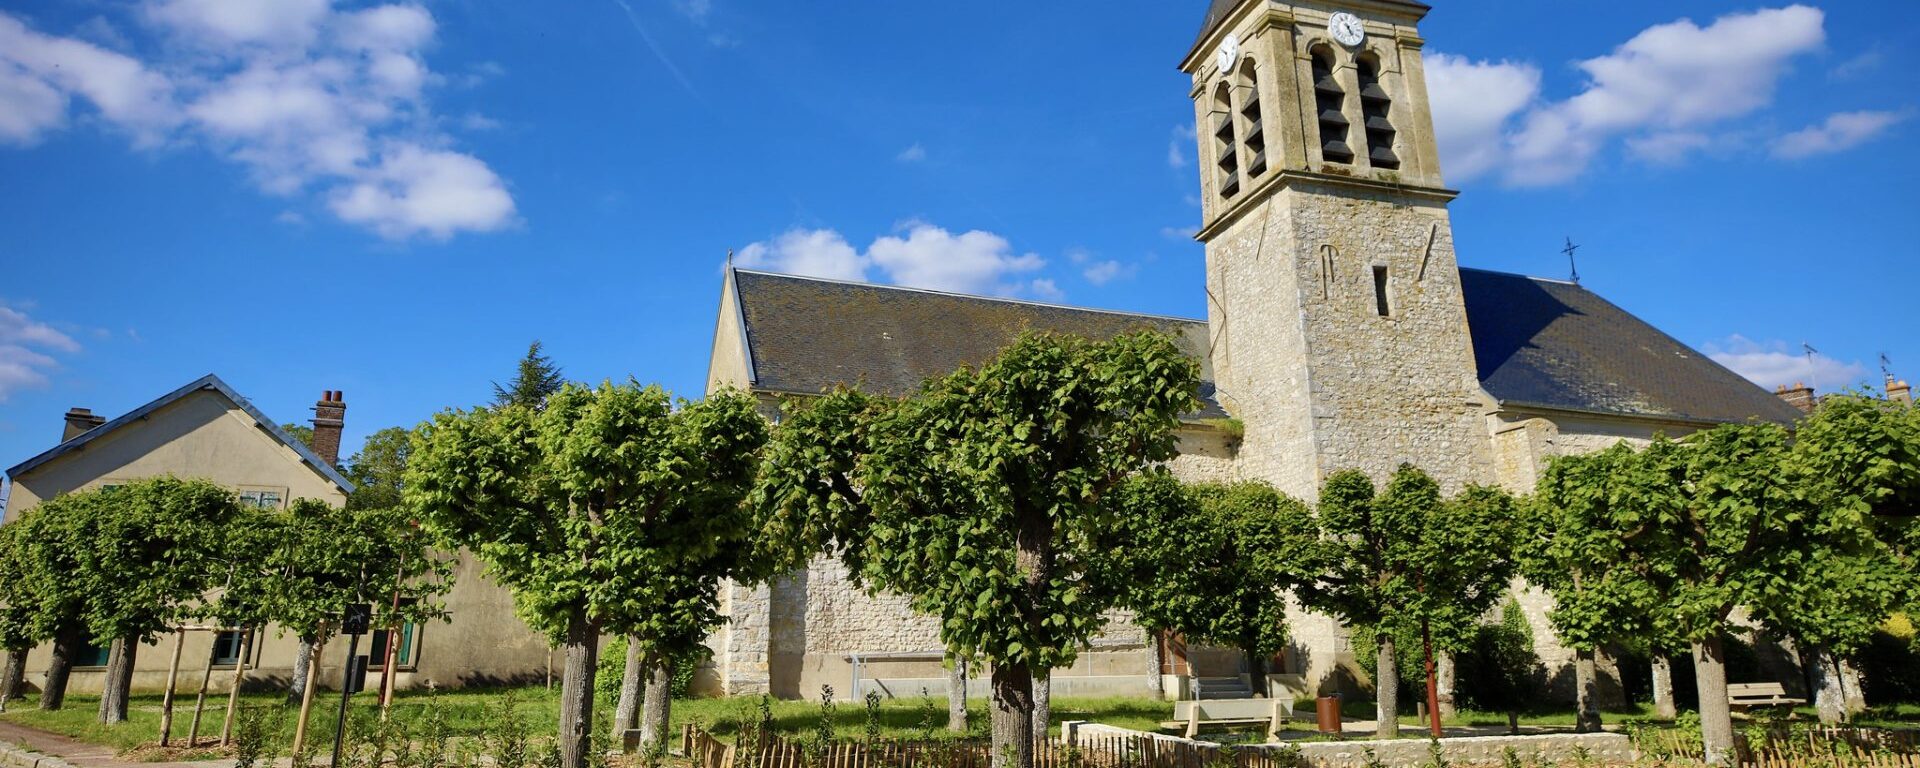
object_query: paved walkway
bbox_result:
[0,720,235,768]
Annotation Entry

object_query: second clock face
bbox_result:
[1329,12,1365,47]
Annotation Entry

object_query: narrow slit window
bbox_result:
[1372,266,1391,316]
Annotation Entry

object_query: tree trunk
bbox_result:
[1436,652,1457,720]
[1507,712,1520,736]
[0,647,27,712]
[1651,655,1676,720]
[219,628,254,746]
[989,662,1035,768]
[1840,658,1866,714]
[98,636,138,723]
[948,654,968,733]
[187,635,220,746]
[287,636,315,705]
[639,658,671,755]
[613,638,644,744]
[1574,648,1601,733]
[1245,647,1270,698]
[1693,637,1736,767]
[1809,644,1846,724]
[39,622,83,710]
[1144,634,1164,699]
[1375,635,1400,740]
[557,610,599,768]
[1031,670,1051,739]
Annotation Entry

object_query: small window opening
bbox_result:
[1311,49,1354,164]
[1372,265,1392,316]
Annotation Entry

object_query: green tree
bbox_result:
[407,382,768,768]
[282,423,315,449]
[492,341,566,410]
[0,521,38,712]
[1764,394,1920,722]
[1108,477,1317,697]
[344,427,412,510]
[1302,466,1518,739]
[752,330,1200,768]
[1524,445,1677,731]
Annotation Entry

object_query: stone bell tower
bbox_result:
[1182,0,1493,498]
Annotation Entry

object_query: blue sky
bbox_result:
[1,0,1916,473]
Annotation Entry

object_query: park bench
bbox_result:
[1727,682,1806,711]
[1160,698,1289,741]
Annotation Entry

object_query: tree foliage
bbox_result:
[218,500,454,642]
[407,381,768,768]
[1454,600,1545,731]
[344,427,413,510]
[751,330,1200,768]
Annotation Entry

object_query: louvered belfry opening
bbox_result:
[1357,56,1400,169]
[1237,61,1267,179]
[1311,48,1354,164]
[1213,82,1240,199]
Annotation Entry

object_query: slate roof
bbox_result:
[729,268,1801,428]
[727,270,1225,418]
[1458,268,1804,424]
[4,373,357,492]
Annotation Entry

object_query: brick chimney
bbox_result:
[62,408,106,442]
[1776,382,1818,413]
[1888,375,1912,406]
[311,390,346,467]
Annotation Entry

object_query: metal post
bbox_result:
[331,632,361,768]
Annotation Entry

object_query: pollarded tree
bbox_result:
[1302,466,1518,738]
[1524,444,1678,731]
[407,382,768,768]
[752,330,1201,768]
[1770,393,1920,722]
[1108,477,1317,697]
[0,521,38,712]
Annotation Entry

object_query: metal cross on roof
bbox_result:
[1562,237,1582,284]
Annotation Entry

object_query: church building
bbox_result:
[701,0,1805,702]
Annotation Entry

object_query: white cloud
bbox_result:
[1427,6,1826,186]
[738,222,1053,298]
[1425,53,1539,181]
[734,228,868,282]
[1167,123,1196,169]
[0,302,81,402]
[0,5,515,240]
[1081,260,1135,286]
[1028,279,1064,302]
[1703,335,1867,391]
[674,0,713,22]
[1159,226,1198,241]
[1626,131,1711,165]
[895,143,926,163]
[1771,110,1907,160]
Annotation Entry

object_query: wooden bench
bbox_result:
[1159,698,1288,741]
[1728,682,1806,711]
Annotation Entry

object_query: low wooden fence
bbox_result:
[1636,725,1920,766]
[682,726,1292,768]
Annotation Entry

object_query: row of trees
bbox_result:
[0,477,448,749]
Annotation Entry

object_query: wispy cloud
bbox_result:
[1771,110,1908,160]
[608,0,699,96]
[0,301,81,402]
[896,143,926,163]
[1167,123,1196,169]
[0,3,515,240]
[1704,335,1867,391]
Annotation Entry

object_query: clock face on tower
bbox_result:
[1328,12,1365,47]
[1216,34,1240,74]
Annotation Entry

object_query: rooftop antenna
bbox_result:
[1803,342,1821,393]
[1882,352,1895,385]
[1562,237,1581,284]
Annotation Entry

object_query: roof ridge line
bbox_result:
[1457,265,1581,286]
[732,269,1206,325]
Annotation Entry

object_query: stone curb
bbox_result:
[0,739,78,768]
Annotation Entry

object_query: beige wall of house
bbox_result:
[3,388,346,520]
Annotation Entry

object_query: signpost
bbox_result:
[331,603,372,768]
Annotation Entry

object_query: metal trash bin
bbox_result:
[1315,694,1343,734]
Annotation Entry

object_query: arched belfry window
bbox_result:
[1212,82,1240,199]
[1357,56,1399,169]
[1310,48,1354,164]
[1236,60,1267,178]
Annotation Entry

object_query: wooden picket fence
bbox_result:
[1633,725,1920,767]
[681,726,1292,768]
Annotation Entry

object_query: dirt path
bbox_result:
[0,721,236,768]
